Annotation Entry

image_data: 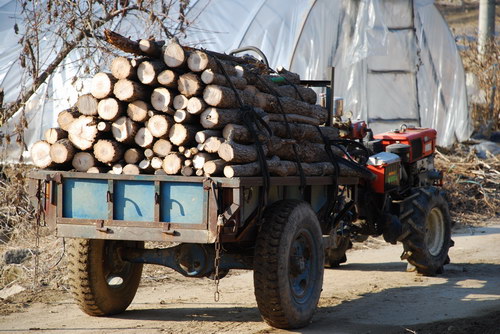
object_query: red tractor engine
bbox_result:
[366,125,442,194]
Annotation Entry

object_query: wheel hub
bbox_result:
[425,207,445,256]
[289,230,317,303]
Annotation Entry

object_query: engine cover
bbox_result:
[373,126,436,163]
[366,152,401,193]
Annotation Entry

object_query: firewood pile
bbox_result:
[30,30,361,178]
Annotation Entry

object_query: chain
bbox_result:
[33,180,46,287]
[213,214,224,302]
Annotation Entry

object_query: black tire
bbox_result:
[254,200,324,329]
[325,235,352,268]
[400,187,452,276]
[67,238,143,316]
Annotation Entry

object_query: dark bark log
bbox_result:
[72,151,96,172]
[200,69,247,89]
[217,141,268,163]
[203,85,255,108]
[195,129,221,144]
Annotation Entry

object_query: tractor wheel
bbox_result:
[324,234,352,268]
[254,200,324,329]
[67,238,143,316]
[400,187,452,276]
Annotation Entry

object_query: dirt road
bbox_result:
[1,224,499,334]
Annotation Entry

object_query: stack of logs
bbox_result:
[31,30,357,178]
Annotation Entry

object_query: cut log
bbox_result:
[162,153,185,175]
[266,113,320,126]
[223,122,339,144]
[192,152,216,169]
[111,57,137,80]
[97,121,112,132]
[87,167,108,174]
[186,97,206,115]
[144,148,155,160]
[276,66,301,84]
[68,115,99,150]
[57,108,80,131]
[152,139,173,157]
[50,139,75,164]
[44,128,67,144]
[266,137,330,163]
[163,42,188,68]
[223,157,283,178]
[72,152,95,172]
[203,159,226,176]
[275,85,317,104]
[184,148,194,159]
[150,157,163,170]
[137,60,166,86]
[134,127,154,148]
[169,123,199,146]
[97,97,124,121]
[111,116,139,144]
[77,94,98,116]
[195,129,221,144]
[151,87,175,113]
[104,30,144,56]
[113,79,150,102]
[31,140,52,168]
[200,107,257,129]
[203,136,224,153]
[154,169,167,175]
[218,141,268,163]
[181,166,194,176]
[200,69,247,90]
[157,69,178,88]
[124,148,144,164]
[195,169,204,176]
[91,72,117,99]
[112,163,123,175]
[123,164,140,175]
[127,100,151,122]
[187,50,237,75]
[173,109,196,123]
[184,159,193,167]
[173,94,189,110]
[93,139,123,164]
[147,114,174,138]
[139,39,164,58]
[138,159,154,173]
[256,93,327,124]
[178,72,203,98]
[203,85,255,108]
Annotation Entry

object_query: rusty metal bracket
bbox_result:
[162,223,176,235]
[96,220,110,233]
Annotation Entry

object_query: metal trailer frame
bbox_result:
[29,170,359,246]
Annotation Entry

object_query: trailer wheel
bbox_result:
[400,187,452,276]
[254,200,324,329]
[67,239,143,316]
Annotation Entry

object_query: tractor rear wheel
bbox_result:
[67,239,143,316]
[400,187,452,276]
[254,200,324,329]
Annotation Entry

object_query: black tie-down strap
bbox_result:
[206,50,272,215]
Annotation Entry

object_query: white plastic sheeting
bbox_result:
[0,0,471,162]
